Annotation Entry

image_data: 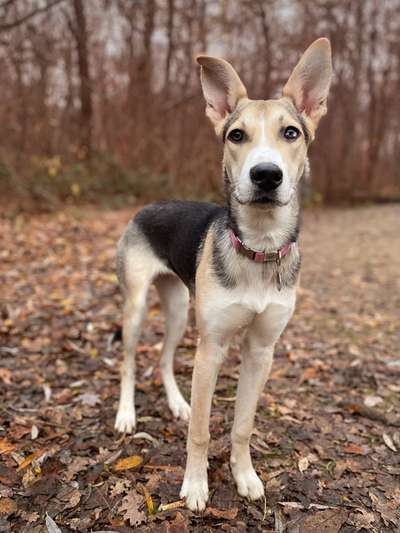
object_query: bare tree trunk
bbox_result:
[72,0,93,158]
[164,0,175,96]
[254,0,272,96]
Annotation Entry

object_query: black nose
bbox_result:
[250,163,283,191]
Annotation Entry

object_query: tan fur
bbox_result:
[181,38,332,511]
[116,38,332,512]
[223,99,308,200]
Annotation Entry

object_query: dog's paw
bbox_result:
[233,467,264,500]
[169,396,191,422]
[115,405,136,433]
[180,474,208,511]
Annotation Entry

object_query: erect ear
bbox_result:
[196,55,247,128]
[283,38,332,130]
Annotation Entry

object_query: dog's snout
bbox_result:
[250,163,283,191]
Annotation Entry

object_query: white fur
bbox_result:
[236,112,295,205]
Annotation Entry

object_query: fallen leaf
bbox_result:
[382,433,397,452]
[21,510,40,523]
[118,489,146,526]
[140,484,155,515]
[296,509,347,533]
[369,490,399,527]
[206,507,238,519]
[298,456,310,472]
[17,449,45,471]
[0,368,12,385]
[113,455,143,472]
[11,425,31,439]
[110,479,130,497]
[0,498,17,515]
[76,392,101,406]
[343,444,369,455]
[350,508,376,530]
[364,395,383,407]
[63,488,81,509]
[22,467,40,488]
[300,366,318,383]
[64,456,92,482]
[0,439,16,455]
[45,514,62,533]
[168,512,189,533]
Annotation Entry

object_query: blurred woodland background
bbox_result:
[1,3,400,531]
[0,0,399,209]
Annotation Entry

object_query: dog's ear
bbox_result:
[196,55,247,128]
[283,38,332,130]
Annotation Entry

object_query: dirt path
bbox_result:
[0,204,399,532]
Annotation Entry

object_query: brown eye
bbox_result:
[283,126,301,141]
[228,128,245,143]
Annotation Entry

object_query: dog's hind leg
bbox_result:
[115,231,162,433]
[115,276,150,433]
[154,274,191,421]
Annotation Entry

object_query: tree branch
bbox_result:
[0,0,66,32]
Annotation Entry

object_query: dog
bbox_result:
[114,38,332,511]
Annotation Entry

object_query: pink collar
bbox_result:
[229,229,293,264]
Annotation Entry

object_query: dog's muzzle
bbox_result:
[250,163,282,192]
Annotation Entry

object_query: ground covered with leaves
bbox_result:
[0,204,399,533]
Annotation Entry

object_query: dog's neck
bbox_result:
[227,195,300,253]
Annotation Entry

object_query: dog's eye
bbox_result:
[283,126,301,141]
[228,129,245,143]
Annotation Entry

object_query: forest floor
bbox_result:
[0,204,399,533]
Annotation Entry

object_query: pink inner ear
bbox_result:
[202,73,230,117]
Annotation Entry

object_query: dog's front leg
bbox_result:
[231,301,294,500]
[180,337,225,511]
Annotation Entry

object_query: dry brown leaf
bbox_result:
[145,472,161,492]
[382,433,397,452]
[64,456,92,482]
[298,456,310,472]
[343,444,369,455]
[369,490,399,527]
[110,479,130,498]
[168,512,189,533]
[118,489,146,526]
[16,449,45,471]
[21,510,40,523]
[21,467,40,488]
[297,509,347,533]
[300,366,318,384]
[206,507,238,520]
[142,484,155,514]
[363,395,383,407]
[0,368,12,385]
[0,498,17,515]
[11,425,31,440]
[0,439,16,455]
[113,455,143,472]
[64,488,81,509]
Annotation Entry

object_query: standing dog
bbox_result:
[115,38,332,511]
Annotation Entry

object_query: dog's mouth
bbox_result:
[251,193,278,205]
[233,184,298,208]
[234,192,284,207]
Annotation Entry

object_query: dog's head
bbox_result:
[197,39,332,207]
